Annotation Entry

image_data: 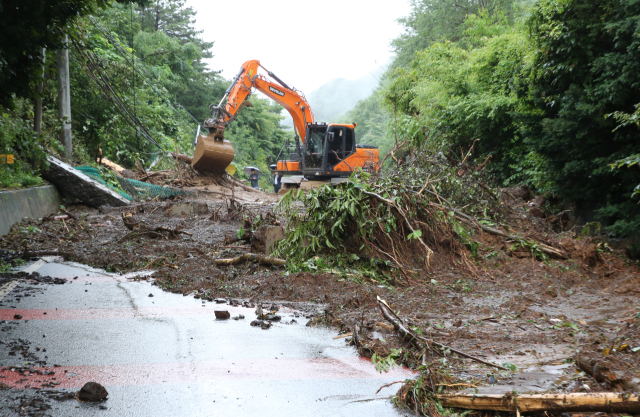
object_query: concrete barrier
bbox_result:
[0,185,62,236]
[42,155,129,208]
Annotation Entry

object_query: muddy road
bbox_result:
[0,258,415,416]
[1,189,639,415]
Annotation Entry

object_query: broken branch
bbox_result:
[377,297,507,371]
[170,152,193,165]
[375,380,405,394]
[421,189,567,259]
[214,253,285,266]
[21,250,74,259]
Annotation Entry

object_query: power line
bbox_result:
[88,16,201,127]
[130,5,138,149]
[70,36,166,151]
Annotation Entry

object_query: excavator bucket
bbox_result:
[191,133,235,174]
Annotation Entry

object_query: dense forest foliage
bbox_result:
[0,0,287,188]
[2,0,639,234]
[342,0,640,236]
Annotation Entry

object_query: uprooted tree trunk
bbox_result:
[436,392,640,413]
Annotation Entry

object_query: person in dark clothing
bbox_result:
[273,172,282,194]
[249,169,259,189]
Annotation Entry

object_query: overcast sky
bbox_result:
[185,0,411,94]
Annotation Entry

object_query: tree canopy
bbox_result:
[0,0,147,107]
[336,0,640,235]
[381,0,640,235]
[390,0,515,68]
[0,0,288,188]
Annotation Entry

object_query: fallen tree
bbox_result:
[436,392,640,413]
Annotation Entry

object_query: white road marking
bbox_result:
[0,259,48,301]
[20,258,47,274]
[0,280,19,301]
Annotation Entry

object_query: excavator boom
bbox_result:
[220,60,314,143]
[192,60,314,174]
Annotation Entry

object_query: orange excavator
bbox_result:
[191,59,379,181]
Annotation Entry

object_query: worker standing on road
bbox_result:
[249,169,259,189]
[273,172,282,194]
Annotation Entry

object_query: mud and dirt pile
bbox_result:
[1,150,639,416]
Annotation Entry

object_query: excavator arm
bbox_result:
[206,59,314,143]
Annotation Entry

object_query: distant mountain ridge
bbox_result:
[281,66,385,129]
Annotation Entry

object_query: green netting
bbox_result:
[116,176,191,199]
[75,166,134,200]
[74,166,191,200]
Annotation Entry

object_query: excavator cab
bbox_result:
[300,123,356,178]
[303,124,327,169]
[275,121,378,180]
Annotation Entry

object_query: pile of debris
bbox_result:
[275,151,566,285]
[101,153,256,192]
[40,152,262,210]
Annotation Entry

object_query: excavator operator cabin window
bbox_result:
[345,128,354,156]
[327,126,345,167]
[305,126,326,168]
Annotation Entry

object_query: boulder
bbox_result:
[77,382,108,402]
[528,195,546,218]
[214,310,230,319]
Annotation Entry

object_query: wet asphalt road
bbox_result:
[0,258,414,416]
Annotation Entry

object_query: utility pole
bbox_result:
[34,48,46,135]
[57,35,72,160]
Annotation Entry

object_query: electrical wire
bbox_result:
[89,16,201,127]
[70,36,166,151]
